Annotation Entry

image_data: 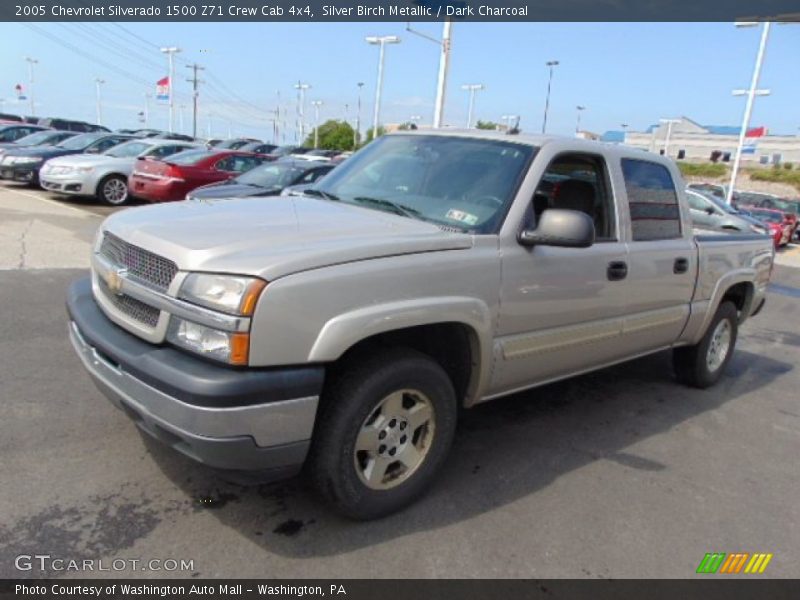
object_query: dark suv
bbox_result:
[37,118,110,133]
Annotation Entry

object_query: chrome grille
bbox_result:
[99,232,178,292]
[98,278,160,328]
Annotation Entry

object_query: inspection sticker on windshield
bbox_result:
[446,209,479,226]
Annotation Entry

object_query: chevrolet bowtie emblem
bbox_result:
[106,268,127,295]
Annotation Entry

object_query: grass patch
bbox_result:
[677,162,728,178]
[748,168,800,192]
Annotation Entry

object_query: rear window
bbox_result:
[621,158,682,241]
[165,149,217,165]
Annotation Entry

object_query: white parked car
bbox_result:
[40,139,200,205]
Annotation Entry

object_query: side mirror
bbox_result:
[518,209,595,248]
[705,207,716,215]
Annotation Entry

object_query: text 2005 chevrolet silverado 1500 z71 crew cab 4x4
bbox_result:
[67,131,774,519]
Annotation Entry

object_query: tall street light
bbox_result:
[727,21,772,204]
[406,21,452,128]
[294,81,310,143]
[355,81,364,147]
[311,100,323,148]
[160,46,181,133]
[24,57,38,116]
[94,78,105,125]
[366,35,401,141]
[660,118,681,157]
[575,105,586,136]
[542,60,559,134]
[461,84,484,129]
[501,114,518,131]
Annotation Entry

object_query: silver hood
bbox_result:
[102,196,473,281]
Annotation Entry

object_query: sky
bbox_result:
[0,22,798,141]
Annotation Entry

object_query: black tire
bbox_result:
[307,347,457,520]
[673,301,738,389]
[96,174,129,206]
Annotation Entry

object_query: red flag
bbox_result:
[156,76,170,101]
[746,126,766,137]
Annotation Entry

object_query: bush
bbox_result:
[677,162,728,179]
[749,168,800,192]
[783,162,793,171]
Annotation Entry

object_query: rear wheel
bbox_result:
[673,301,738,388]
[307,348,457,520]
[97,174,129,206]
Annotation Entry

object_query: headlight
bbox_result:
[179,273,266,315]
[166,318,249,365]
[15,156,43,164]
[76,166,94,173]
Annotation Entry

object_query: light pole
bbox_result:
[575,105,586,136]
[366,35,401,141]
[160,46,181,133]
[727,22,772,205]
[24,57,38,116]
[542,60,559,134]
[461,84,484,129]
[178,104,186,134]
[621,123,629,143]
[94,78,105,125]
[406,21,452,129]
[355,81,364,147]
[501,114,518,131]
[311,100,323,148]
[660,118,681,157]
[293,81,310,143]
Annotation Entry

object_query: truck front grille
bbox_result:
[99,232,178,292]
[97,277,160,328]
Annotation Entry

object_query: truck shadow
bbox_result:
[143,348,791,559]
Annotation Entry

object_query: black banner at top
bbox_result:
[3,0,800,22]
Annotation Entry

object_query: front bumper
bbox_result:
[67,277,324,476]
[40,170,95,195]
[0,164,40,183]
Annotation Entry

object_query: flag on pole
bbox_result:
[15,84,26,100]
[741,126,766,154]
[745,126,767,138]
[156,77,170,102]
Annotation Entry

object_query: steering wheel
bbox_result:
[471,195,503,208]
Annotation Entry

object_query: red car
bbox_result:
[128,149,268,202]
[744,207,792,248]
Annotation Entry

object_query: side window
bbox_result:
[532,153,616,240]
[300,169,324,183]
[148,145,176,158]
[228,156,259,173]
[621,158,682,242]
[93,139,117,152]
[214,157,233,171]
[686,193,708,211]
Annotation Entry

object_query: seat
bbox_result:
[553,179,595,216]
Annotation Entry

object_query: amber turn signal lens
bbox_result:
[229,333,250,366]
[240,279,267,316]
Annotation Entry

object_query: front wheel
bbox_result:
[307,348,457,520]
[97,174,129,206]
[673,301,738,389]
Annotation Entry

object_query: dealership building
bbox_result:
[601,117,800,165]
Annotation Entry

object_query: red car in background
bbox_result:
[128,149,269,202]
[744,207,792,248]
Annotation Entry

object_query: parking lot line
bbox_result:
[0,184,93,217]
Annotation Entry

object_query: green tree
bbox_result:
[363,125,387,144]
[303,119,358,151]
[476,120,500,130]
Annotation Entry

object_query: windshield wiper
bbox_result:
[303,188,340,202]
[352,196,422,219]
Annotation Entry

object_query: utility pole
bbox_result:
[185,63,204,139]
[294,81,310,143]
[434,21,452,128]
[575,105,586,136]
[366,36,401,141]
[143,93,151,127]
[542,60,559,134]
[24,57,38,116]
[311,100,323,148]
[160,46,181,133]
[727,21,772,204]
[94,78,105,125]
[660,118,681,157]
[355,82,364,147]
[461,83,484,129]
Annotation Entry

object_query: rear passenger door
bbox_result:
[620,158,695,352]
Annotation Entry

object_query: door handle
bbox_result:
[674,257,689,274]
[607,261,628,281]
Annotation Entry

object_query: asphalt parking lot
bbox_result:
[1,182,799,579]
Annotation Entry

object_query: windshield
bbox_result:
[235,163,302,188]
[56,133,104,150]
[749,209,783,224]
[13,131,55,145]
[314,134,535,233]
[104,141,150,158]
[166,149,216,165]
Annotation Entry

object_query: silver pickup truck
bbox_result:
[67,131,774,519]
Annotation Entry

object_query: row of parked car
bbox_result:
[0,119,348,205]
[686,182,799,249]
